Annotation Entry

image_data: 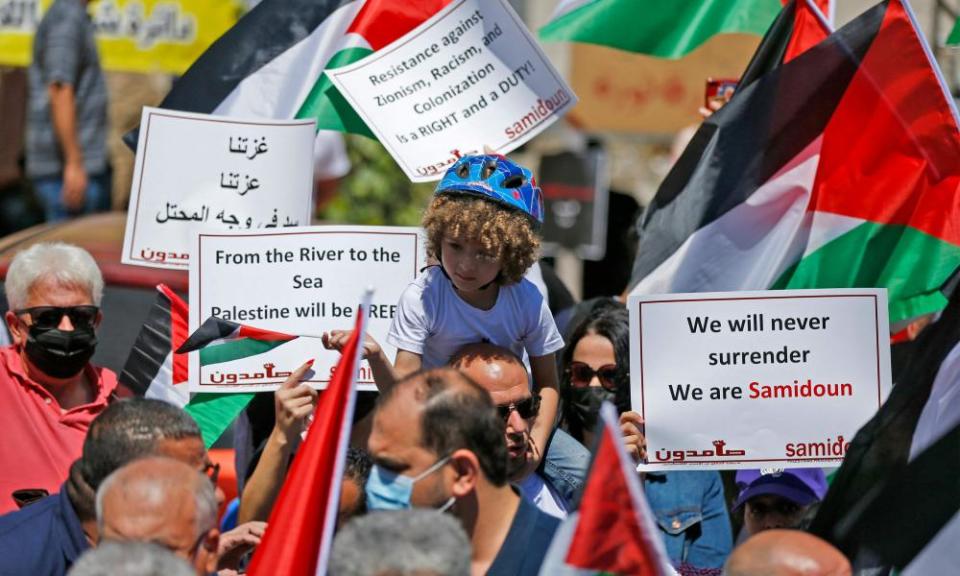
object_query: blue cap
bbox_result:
[734,468,827,510]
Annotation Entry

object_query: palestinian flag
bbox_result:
[119,284,190,406]
[247,294,369,576]
[539,403,674,576]
[627,0,960,328]
[810,279,960,567]
[177,316,298,364]
[177,317,299,447]
[125,0,450,147]
[540,0,782,59]
[738,0,832,88]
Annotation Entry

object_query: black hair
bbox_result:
[79,398,201,490]
[560,303,632,436]
[344,447,373,516]
[381,369,509,487]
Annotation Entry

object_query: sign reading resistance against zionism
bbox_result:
[327,0,576,182]
[189,226,425,393]
[629,289,893,471]
[121,107,315,270]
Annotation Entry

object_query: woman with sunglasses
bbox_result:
[559,303,733,576]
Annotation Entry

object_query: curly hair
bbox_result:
[422,194,539,285]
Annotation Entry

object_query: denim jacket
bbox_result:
[644,471,733,570]
[541,428,590,505]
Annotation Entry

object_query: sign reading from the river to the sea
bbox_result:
[629,289,892,471]
[189,226,425,393]
[327,0,576,182]
[122,107,314,270]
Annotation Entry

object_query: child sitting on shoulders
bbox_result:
[327,154,563,469]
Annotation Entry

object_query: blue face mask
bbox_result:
[366,455,452,511]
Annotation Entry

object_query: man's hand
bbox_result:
[62,159,87,212]
[273,360,318,446]
[620,411,646,464]
[217,521,266,571]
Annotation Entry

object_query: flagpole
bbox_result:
[313,286,374,576]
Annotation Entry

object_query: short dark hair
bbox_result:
[382,369,509,486]
[79,398,202,490]
[344,447,373,516]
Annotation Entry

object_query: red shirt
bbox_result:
[0,345,118,514]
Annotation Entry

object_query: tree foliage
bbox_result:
[320,135,433,226]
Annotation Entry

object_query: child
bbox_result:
[390,154,562,467]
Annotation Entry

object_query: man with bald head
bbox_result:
[450,342,588,517]
[723,530,851,576]
[96,457,220,576]
[366,367,560,575]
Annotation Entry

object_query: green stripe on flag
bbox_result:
[186,393,256,448]
[296,47,375,137]
[199,338,291,365]
[772,222,960,324]
[539,0,781,58]
[948,17,960,46]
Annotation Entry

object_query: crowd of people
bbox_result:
[0,152,857,576]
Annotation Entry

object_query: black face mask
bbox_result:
[24,324,98,378]
[567,387,616,437]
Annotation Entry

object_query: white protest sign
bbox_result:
[327,0,576,182]
[122,107,315,270]
[628,289,892,471]
[188,226,424,392]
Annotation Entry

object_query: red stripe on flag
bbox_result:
[237,325,298,342]
[346,0,450,50]
[784,0,831,62]
[565,420,661,573]
[159,284,190,385]
[246,306,363,576]
[809,0,960,246]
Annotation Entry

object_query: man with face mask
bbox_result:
[366,367,561,576]
[0,242,121,513]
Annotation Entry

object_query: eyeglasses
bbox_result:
[15,305,99,330]
[203,461,220,486]
[496,395,541,421]
[567,362,618,390]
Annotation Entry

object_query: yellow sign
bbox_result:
[0,0,241,74]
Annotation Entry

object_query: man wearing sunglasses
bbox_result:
[451,342,589,519]
[0,242,121,514]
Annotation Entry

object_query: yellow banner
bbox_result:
[0,0,241,74]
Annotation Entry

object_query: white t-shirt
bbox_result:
[387,267,564,369]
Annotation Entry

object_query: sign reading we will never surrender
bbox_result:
[629,289,892,471]
[327,0,575,182]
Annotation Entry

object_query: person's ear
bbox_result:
[201,529,220,574]
[5,310,25,346]
[449,449,479,498]
[94,308,103,329]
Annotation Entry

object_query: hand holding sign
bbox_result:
[629,289,892,471]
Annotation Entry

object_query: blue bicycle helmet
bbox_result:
[434,154,544,226]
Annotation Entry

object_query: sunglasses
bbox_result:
[15,305,99,330]
[496,395,541,421]
[567,362,618,390]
